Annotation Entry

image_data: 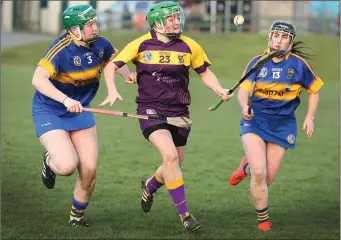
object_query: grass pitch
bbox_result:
[1,31,340,239]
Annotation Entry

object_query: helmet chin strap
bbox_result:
[69,26,82,41]
[69,26,99,44]
[153,28,180,39]
[153,25,167,35]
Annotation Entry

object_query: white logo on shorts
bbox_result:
[287,134,295,144]
[146,109,157,116]
[41,122,51,127]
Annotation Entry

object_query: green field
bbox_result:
[1,31,340,239]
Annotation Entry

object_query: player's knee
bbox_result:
[266,175,275,185]
[52,152,78,176]
[58,164,77,176]
[251,168,267,184]
[162,151,178,166]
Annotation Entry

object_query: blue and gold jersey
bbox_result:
[32,33,119,116]
[112,30,211,115]
[240,49,324,116]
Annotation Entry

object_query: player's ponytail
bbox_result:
[290,41,315,60]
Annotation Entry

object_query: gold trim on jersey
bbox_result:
[137,50,191,66]
[103,48,121,67]
[253,82,302,101]
[112,32,152,64]
[290,53,319,79]
[55,65,102,86]
[290,53,324,94]
[38,35,72,77]
[242,53,265,77]
[240,79,253,91]
[239,52,265,90]
[38,59,57,77]
[179,35,211,69]
[69,34,81,47]
[44,35,72,62]
[306,78,324,94]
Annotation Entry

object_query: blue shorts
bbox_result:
[32,111,95,138]
[240,111,297,149]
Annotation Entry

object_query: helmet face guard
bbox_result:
[268,21,296,57]
[62,4,100,44]
[146,1,185,39]
[81,15,101,44]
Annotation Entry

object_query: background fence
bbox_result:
[1,0,340,37]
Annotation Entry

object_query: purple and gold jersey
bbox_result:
[240,48,324,116]
[32,33,119,116]
[112,30,211,116]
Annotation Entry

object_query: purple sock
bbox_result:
[70,197,88,221]
[147,173,164,194]
[166,177,189,216]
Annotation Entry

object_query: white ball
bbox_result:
[234,15,244,26]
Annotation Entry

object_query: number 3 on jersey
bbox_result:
[273,71,280,79]
[87,56,92,64]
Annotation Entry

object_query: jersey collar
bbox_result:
[69,34,82,47]
[150,30,157,39]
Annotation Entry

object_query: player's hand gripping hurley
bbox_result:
[84,108,193,128]
[208,50,285,111]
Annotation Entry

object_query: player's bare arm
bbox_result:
[32,66,66,103]
[116,65,137,84]
[302,92,320,138]
[99,61,123,107]
[32,66,83,113]
[199,68,234,101]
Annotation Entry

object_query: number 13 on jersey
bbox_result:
[273,71,280,79]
